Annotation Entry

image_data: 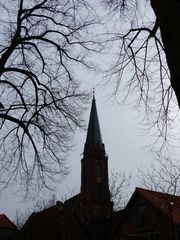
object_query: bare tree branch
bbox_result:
[0,0,100,195]
[103,0,179,152]
[109,170,131,211]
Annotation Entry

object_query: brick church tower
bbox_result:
[79,95,113,221]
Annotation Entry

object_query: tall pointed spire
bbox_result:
[80,94,113,221]
[85,94,103,148]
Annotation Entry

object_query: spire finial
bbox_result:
[93,87,95,99]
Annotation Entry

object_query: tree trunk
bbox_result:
[151,0,180,108]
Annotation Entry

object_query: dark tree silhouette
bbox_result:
[151,0,180,108]
[0,0,98,193]
[103,0,180,149]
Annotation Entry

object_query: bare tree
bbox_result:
[151,0,180,108]
[109,170,131,211]
[139,156,180,195]
[0,0,99,193]
[102,0,180,150]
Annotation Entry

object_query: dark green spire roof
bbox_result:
[85,95,103,146]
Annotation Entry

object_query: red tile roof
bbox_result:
[136,188,180,225]
[0,214,17,229]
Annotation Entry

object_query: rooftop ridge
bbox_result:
[136,187,180,198]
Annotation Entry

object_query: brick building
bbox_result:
[114,188,180,240]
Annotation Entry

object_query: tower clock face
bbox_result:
[97,177,102,183]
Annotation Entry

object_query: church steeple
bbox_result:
[84,95,105,154]
[80,95,113,221]
[85,95,103,147]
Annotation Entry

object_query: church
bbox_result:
[64,94,113,222]
[14,96,180,239]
